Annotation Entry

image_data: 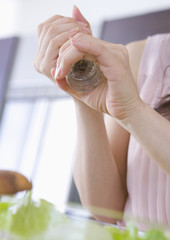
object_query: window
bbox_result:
[0,36,77,206]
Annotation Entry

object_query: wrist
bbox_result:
[118,99,147,131]
[73,99,104,128]
[74,97,102,114]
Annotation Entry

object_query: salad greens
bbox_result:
[0,192,169,240]
[105,224,170,240]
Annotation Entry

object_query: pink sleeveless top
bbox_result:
[124,33,170,230]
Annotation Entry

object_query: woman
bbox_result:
[34,6,170,230]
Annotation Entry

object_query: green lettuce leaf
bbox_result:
[0,192,169,240]
[143,229,168,240]
[10,192,67,238]
[0,201,13,231]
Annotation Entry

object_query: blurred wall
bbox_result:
[0,0,170,206]
[0,0,170,38]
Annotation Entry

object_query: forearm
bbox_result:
[73,100,127,218]
[121,102,170,174]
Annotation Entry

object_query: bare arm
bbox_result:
[73,40,146,221]
[33,8,130,221]
[73,100,128,222]
[104,39,146,188]
[120,39,170,174]
[35,6,170,223]
[121,102,170,174]
[73,39,150,224]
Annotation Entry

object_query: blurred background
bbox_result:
[1,0,170,37]
[0,0,170,206]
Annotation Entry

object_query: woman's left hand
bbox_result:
[34,6,91,82]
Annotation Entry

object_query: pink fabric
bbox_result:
[124,33,170,230]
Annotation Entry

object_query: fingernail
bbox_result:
[55,67,61,79]
[51,68,56,78]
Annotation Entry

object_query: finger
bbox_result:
[58,26,91,57]
[38,28,79,77]
[37,18,77,63]
[54,32,122,81]
[70,32,119,67]
[37,15,64,38]
[47,28,79,61]
[70,33,133,105]
[55,44,85,79]
[37,16,64,55]
[37,22,90,66]
[35,24,91,72]
[55,76,86,100]
[35,23,79,71]
[72,5,90,26]
[38,17,77,48]
[72,6,92,35]
[38,22,77,53]
[51,66,84,98]
[58,40,71,59]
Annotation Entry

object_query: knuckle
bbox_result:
[47,25,57,36]
[49,38,57,47]
[53,14,63,19]
[37,15,64,37]
[38,23,50,37]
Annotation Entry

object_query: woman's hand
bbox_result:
[34,6,91,82]
[34,6,142,121]
[54,33,143,121]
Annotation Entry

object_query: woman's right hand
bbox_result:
[34,6,91,82]
[54,33,143,121]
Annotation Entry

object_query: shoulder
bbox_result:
[126,39,146,82]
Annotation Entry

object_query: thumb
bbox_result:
[72,6,89,25]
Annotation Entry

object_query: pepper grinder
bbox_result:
[66,59,104,92]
